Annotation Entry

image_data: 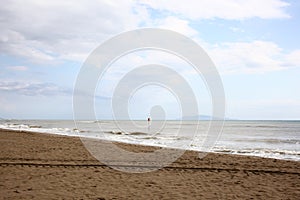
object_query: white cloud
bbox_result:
[151,16,198,37]
[0,0,293,67]
[0,30,56,63]
[209,40,300,74]
[0,0,296,76]
[6,66,28,71]
[229,27,245,33]
[103,40,300,77]
[0,0,144,63]
[140,0,290,20]
[286,50,300,67]
[0,80,71,96]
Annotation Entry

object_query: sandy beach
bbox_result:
[0,128,299,199]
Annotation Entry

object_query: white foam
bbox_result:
[1,121,299,162]
[212,146,300,161]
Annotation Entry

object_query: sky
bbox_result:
[0,0,300,120]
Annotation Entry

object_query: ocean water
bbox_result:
[0,120,299,161]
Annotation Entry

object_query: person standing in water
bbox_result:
[147,116,151,132]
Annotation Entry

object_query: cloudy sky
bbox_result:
[0,0,299,120]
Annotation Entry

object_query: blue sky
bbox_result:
[0,0,299,120]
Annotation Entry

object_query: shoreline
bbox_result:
[1,125,299,162]
[1,128,300,199]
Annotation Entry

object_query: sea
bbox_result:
[0,120,299,161]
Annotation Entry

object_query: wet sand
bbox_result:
[0,128,299,199]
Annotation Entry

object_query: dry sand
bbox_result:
[0,128,299,199]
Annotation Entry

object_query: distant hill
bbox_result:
[180,115,232,120]
[181,115,211,120]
